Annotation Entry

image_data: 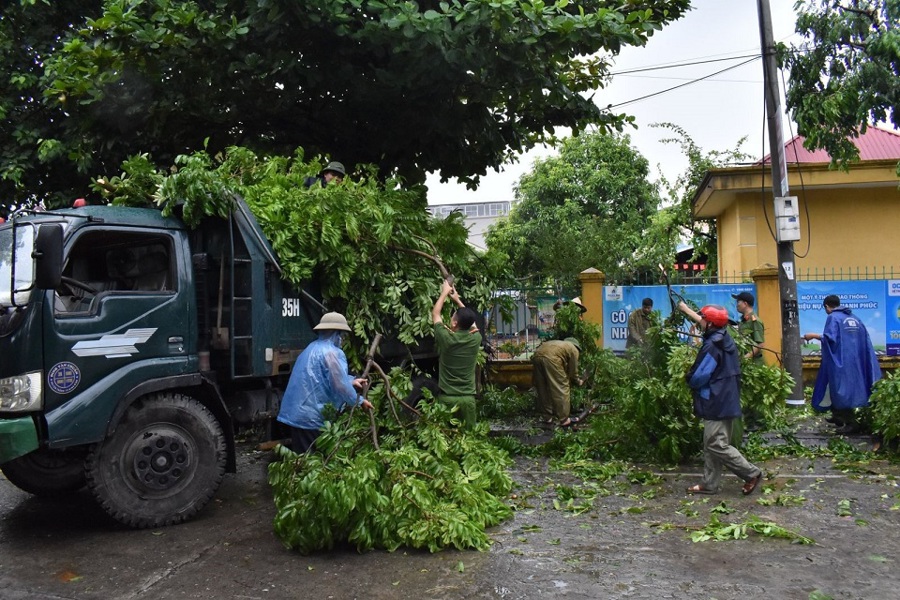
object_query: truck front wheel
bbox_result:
[86,393,227,528]
[1,448,87,495]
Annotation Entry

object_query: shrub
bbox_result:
[869,371,900,447]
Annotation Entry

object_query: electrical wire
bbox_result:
[607,56,760,109]
[603,46,812,110]
[606,37,808,78]
[608,53,760,76]
[758,65,814,261]
[760,92,779,243]
[781,68,813,259]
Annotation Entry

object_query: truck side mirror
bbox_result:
[33,224,63,289]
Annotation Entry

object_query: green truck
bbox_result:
[0,198,324,527]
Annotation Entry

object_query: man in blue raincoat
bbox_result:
[803,295,881,433]
[277,312,372,452]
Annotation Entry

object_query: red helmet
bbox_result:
[699,305,729,328]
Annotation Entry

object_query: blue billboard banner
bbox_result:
[887,280,900,356]
[797,281,888,356]
[604,283,755,352]
[603,280,895,356]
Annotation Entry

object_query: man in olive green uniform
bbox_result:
[626,297,655,349]
[733,291,764,360]
[732,291,765,442]
[532,338,582,428]
[431,279,482,428]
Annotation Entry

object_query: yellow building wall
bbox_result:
[719,185,900,277]
[716,208,743,279]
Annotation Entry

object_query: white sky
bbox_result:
[425,0,802,205]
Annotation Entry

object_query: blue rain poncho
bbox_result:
[277,332,361,430]
[811,307,881,412]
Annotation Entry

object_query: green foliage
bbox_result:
[488,434,532,458]
[689,514,814,544]
[478,386,534,420]
[742,428,876,465]
[0,0,691,209]
[485,132,661,288]
[737,355,795,429]
[551,302,602,348]
[93,146,507,361]
[781,1,900,169]
[481,314,799,468]
[836,498,853,518]
[93,153,164,207]
[756,492,807,507]
[537,333,701,465]
[268,374,514,554]
[527,325,797,466]
[869,370,900,446]
[496,341,526,358]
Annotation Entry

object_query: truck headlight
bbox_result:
[0,371,43,412]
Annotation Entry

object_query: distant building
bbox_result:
[427,201,513,251]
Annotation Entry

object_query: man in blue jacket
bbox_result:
[803,294,881,433]
[679,302,762,496]
[277,312,372,452]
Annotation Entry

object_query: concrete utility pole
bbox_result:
[757,0,805,406]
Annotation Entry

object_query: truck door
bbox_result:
[42,228,190,444]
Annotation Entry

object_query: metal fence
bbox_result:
[617,269,746,286]
[483,266,900,358]
[485,288,572,358]
[796,266,900,281]
[617,267,900,285]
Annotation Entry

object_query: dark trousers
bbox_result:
[290,427,321,453]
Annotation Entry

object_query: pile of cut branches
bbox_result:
[268,369,514,554]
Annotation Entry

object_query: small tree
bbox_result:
[485,132,660,288]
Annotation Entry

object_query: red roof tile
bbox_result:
[761,126,900,164]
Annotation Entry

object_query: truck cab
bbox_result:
[0,199,319,527]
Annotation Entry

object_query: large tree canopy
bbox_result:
[485,131,659,288]
[0,0,690,209]
[782,0,900,166]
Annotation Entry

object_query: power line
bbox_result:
[609,53,760,76]
[605,56,760,109]
[615,73,762,84]
[606,32,805,78]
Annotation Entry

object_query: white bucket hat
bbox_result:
[570,297,587,313]
[313,312,351,332]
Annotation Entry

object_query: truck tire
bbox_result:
[1,448,87,495]
[85,392,227,528]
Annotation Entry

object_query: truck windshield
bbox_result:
[0,224,36,308]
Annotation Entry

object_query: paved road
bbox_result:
[2,437,900,599]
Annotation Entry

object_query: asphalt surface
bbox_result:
[2,426,900,600]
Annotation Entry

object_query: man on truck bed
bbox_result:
[277,312,372,452]
[303,161,346,188]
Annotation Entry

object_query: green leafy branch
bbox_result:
[687,514,814,545]
[268,370,514,554]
